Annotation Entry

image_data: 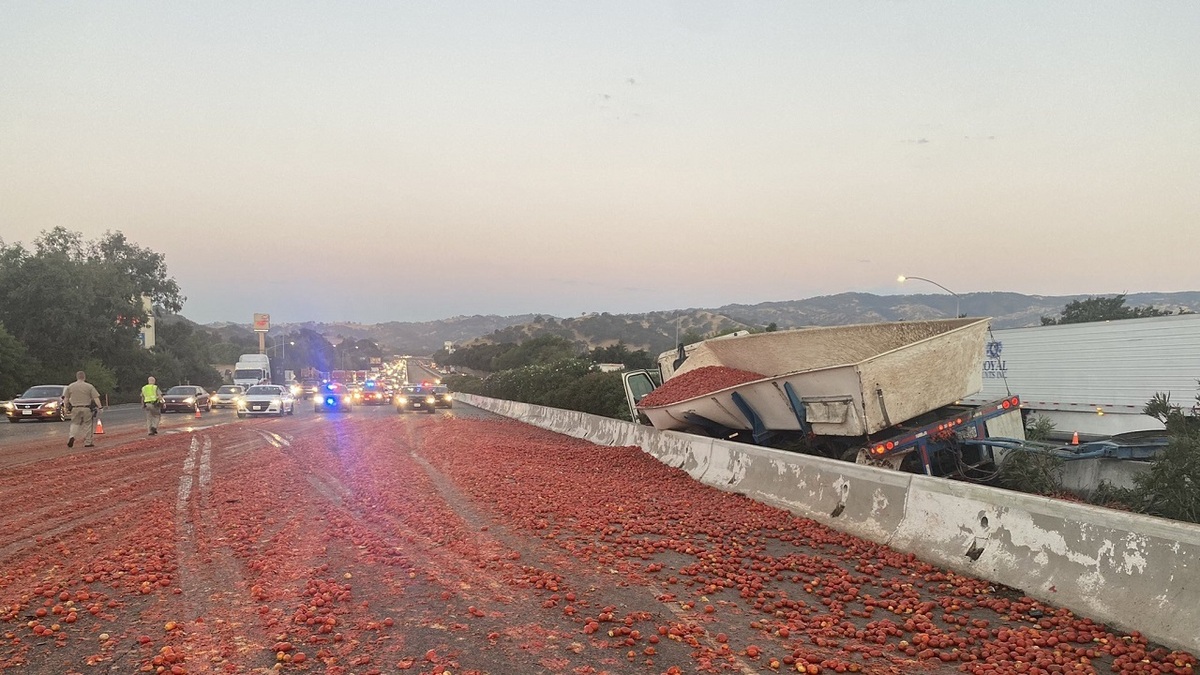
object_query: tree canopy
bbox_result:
[1040,294,1173,325]
[0,228,213,399]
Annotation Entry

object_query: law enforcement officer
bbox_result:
[64,370,103,448]
[141,375,164,435]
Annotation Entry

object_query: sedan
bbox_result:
[236,385,296,417]
[210,385,246,409]
[431,385,454,409]
[395,386,438,414]
[162,385,212,413]
[4,385,68,423]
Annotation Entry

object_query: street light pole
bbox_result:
[898,275,961,318]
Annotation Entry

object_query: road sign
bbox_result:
[253,313,270,332]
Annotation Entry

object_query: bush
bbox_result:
[1024,414,1056,441]
[998,450,1064,495]
[450,359,629,420]
[996,414,1063,495]
[1126,390,1200,523]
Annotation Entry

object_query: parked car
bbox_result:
[395,385,438,414]
[236,384,295,417]
[210,385,246,409]
[162,385,212,413]
[4,385,68,423]
[314,383,353,413]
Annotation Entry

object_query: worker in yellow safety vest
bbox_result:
[142,376,164,436]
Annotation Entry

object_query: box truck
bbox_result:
[233,354,271,389]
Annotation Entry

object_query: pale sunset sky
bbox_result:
[2,2,1197,323]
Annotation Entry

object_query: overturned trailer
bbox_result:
[625,319,1027,477]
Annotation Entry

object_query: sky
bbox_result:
[2,2,1198,325]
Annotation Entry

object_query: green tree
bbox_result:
[1041,294,1170,325]
[283,329,336,374]
[0,228,183,379]
[153,321,222,389]
[440,342,519,372]
[0,323,38,399]
[1128,390,1200,523]
[588,342,654,370]
[492,334,577,371]
[552,370,630,419]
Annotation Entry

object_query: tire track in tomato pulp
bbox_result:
[0,431,199,672]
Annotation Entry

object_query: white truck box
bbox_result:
[964,314,1200,438]
[233,353,271,389]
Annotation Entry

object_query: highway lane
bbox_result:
[405,358,445,385]
[0,393,494,469]
[3,360,451,454]
[0,402,244,450]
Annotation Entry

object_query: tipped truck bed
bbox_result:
[640,318,989,437]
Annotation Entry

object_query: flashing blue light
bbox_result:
[325,397,336,406]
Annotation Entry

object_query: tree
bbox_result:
[153,321,222,388]
[588,342,654,370]
[492,335,577,371]
[0,228,184,378]
[0,324,38,399]
[1041,294,1171,325]
[1129,389,1200,523]
[284,329,336,373]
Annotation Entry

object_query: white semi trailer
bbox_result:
[964,314,1200,440]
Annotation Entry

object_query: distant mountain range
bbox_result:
[203,291,1200,357]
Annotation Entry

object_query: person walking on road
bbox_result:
[141,376,164,435]
[64,370,103,448]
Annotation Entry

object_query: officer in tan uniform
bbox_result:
[64,370,103,448]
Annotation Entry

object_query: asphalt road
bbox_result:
[405,359,444,385]
[0,360,448,457]
[0,392,491,469]
[0,390,1194,673]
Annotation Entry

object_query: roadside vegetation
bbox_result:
[440,336,651,420]
[995,388,1200,525]
[0,228,384,402]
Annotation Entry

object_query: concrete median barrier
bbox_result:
[456,393,1200,653]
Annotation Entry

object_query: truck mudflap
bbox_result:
[855,396,1025,476]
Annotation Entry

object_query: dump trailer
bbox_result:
[624,319,1027,477]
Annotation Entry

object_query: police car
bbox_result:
[313,383,354,413]
[395,385,438,414]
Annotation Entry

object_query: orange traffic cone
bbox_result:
[194,407,202,419]
[94,418,105,435]
[1070,431,1079,445]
